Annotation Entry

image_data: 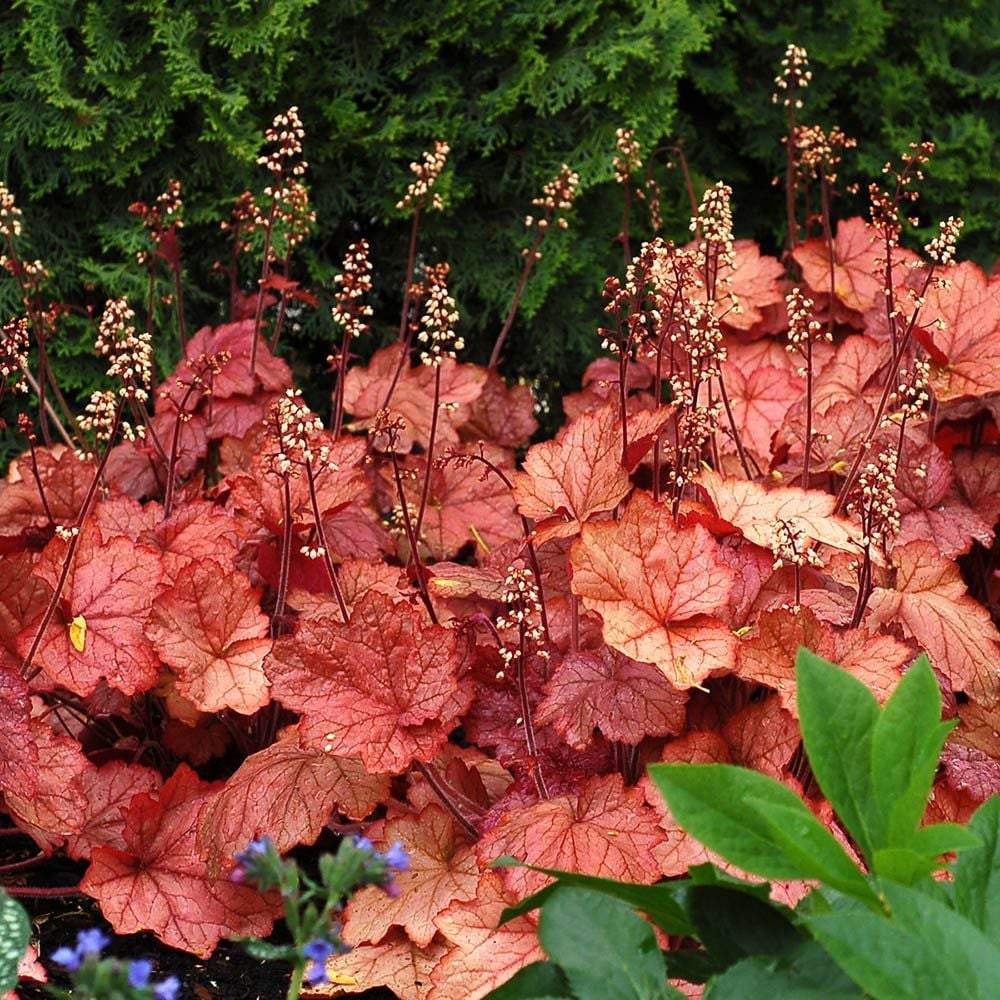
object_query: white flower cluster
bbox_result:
[924,216,964,265]
[417,264,464,366]
[397,141,450,212]
[0,183,23,240]
[613,128,642,183]
[330,240,374,341]
[257,107,307,178]
[96,298,152,401]
[495,565,548,672]
[770,517,824,571]
[772,44,812,108]
[77,389,142,449]
[268,388,325,475]
[1,316,29,386]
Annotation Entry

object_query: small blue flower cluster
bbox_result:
[51,928,180,999]
[230,832,410,991]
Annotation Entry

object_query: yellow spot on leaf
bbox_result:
[328,972,358,986]
[69,615,87,653]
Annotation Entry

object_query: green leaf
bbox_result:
[871,654,954,847]
[909,822,982,858]
[497,864,694,937]
[687,884,804,966]
[483,960,573,999]
[795,648,880,861]
[952,795,1000,942]
[0,889,29,992]
[649,764,875,903]
[239,939,298,962]
[806,881,1000,999]
[746,797,877,902]
[704,953,863,1000]
[537,886,680,1000]
[870,847,940,884]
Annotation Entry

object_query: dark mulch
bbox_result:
[4,829,395,1000]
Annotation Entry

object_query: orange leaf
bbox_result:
[429,870,544,999]
[569,491,736,688]
[868,541,1000,700]
[535,646,688,748]
[913,260,1000,403]
[793,216,920,318]
[343,344,485,452]
[312,930,448,999]
[197,730,390,875]
[696,467,862,555]
[477,774,665,900]
[64,761,162,861]
[344,805,480,948]
[24,525,164,697]
[81,765,277,957]
[513,402,632,545]
[147,559,271,715]
[265,592,472,773]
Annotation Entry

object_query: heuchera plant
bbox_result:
[485,650,1000,999]
[0,45,998,998]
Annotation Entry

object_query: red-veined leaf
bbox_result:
[22,525,163,697]
[477,774,665,900]
[569,491,736,688]
[81,764,278,957]
[146,559,271,715]
[265,592,472,773]
[535,646,688,748]
[344,804,480,948]
[197,731,390,876]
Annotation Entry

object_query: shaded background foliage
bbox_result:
[1,0,997,454]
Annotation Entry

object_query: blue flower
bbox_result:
[383,841,410,872]
[352,835,374,853]
[50,946,81,972]
[232,835,275,882]
[153,974,181,1000]
[235,836,273,866]
[128,958,153,988]
[75,928,111,956]
[302,938,335,963]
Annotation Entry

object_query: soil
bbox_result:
[4,830,395,1000]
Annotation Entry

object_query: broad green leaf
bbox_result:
[805,911,958,998]
[687,884,804,966]
[870,847,939,884]
[795,648,880,860]
[494,861,694,937]
[871,654,954,846]
[704,953,863,999]
[807,881,1000,999]
[687,862,785,904]
[909,822,981,858]
[0,889,29,992]
[537,886,679,1000]
[747,797,877,902]
[952,795,1000,942]
[484,960,573,998]
[650,763,873,903]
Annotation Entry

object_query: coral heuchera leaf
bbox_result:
[570,491,737,688]
[23,524,164,697]
[265,591,473,773]
[513,402,634,544]
[345,804,481,948]
[80,765,277,958]
[146,558,272,715]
